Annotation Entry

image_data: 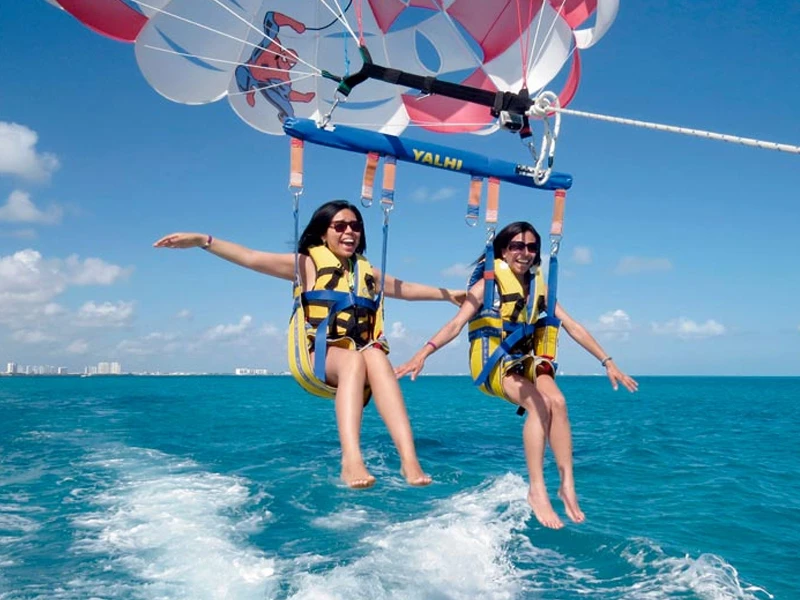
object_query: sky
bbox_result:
[1,1,799,376]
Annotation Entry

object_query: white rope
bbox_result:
[142,44,319,78]
[134,0,321,74]
[556,107,800,154]
[317,0,360,43]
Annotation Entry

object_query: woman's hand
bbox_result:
[395,353,427,381]
[153,232,207,249]
[605,361,638,393]
[447,289,467,307]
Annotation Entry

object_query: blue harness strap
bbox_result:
[304,289,380,383]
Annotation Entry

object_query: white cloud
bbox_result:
[572,246,592,265]
[202,315,253,341]
[615,256,673,275]
[66,255,132,285]
[117,332,180,356]
[0,228,37,239]
[0,190,62,224]
[259,323,280,336]
[11,329,56,344]
[410,186,457,203]
[441,262,474,279]
[76,301,135,327]
[651,318,726,339]
[0,122,60,181]
[66,339,89,355]
[176,309,192,320]
[592,309,633,340]
[388,321,407,339]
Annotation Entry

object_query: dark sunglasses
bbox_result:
[507,241,539,253]
[329,220,363,233]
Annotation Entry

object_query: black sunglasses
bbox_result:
[507,241,538,253]
[329,220,363,233]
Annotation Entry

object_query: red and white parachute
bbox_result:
[47,1,618,136]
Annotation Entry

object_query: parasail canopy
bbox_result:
[49,0,618,137]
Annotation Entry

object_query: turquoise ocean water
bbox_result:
[0,375,797,599]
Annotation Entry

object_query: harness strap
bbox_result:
[473,322,536,387]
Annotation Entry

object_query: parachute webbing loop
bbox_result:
[289,138,304,192]
[466,176,482,227]
[555,107,800,155]
[485,177,500,231]
[361,151,380,207]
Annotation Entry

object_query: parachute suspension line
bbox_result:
[555,107,800,155]
[465,176,483,227]
[355,0,366,46]
[316,0,360,43]
[228,73,319,100]
[133,0,322,74]
[306,0,354,31]
[289,139,305,289]
[140,45,320,78]
[514,0,534,88]
[528,0,569,78]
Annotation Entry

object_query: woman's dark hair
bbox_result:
[297,200,367,255]
[473,221,542,267]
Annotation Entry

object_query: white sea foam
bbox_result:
[71,445,278,600]
[615,539,773,599]
[311,507,371,530]
[285,473,544,600]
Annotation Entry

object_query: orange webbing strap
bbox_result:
[289,138,304,192]
[361,151,380,207]
[466,176,482,227]
[551,189,566,237]
[486,177,500,228]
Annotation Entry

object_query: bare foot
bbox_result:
[400,463,432,487]
[558,484,585,524]
[527,486,564,529]
[341,462,376,489]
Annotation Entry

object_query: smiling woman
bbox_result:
[153,199,465,490]
[395,220,638,530]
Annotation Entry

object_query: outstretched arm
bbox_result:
[556,303,638,392]
[378,270,466,306]
[153,232,298,281]
[395,281,484,381]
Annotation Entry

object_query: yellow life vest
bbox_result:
[468,258,550,399]
[287,245,387,399]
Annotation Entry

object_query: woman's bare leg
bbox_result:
[362,347,431,486]
[322,346,374,488]
[503,373,563,529]
[536,375,584,523]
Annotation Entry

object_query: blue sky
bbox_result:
[1,1,798,375]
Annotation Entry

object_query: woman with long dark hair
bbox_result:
[396,221,637,528]
[155,200,464,488]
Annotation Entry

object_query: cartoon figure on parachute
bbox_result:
[235,11,315,122]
